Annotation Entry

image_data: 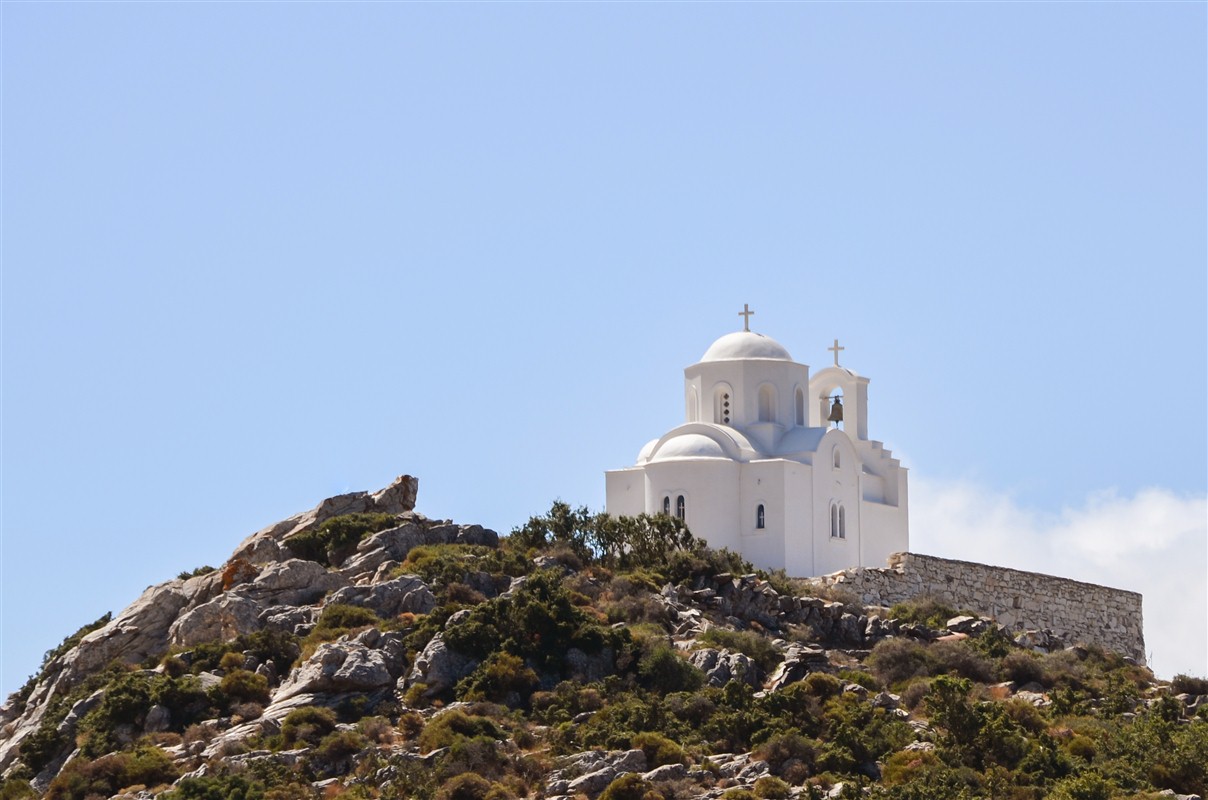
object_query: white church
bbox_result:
[605,306,909,577]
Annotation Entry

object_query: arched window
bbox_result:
[713,386,732,425]
[830,504,839,538]
[833,447,841,469]
[663,496,670,516]
[839,505,847,539]
[758,384,775,422]
[676,495,686,520]
[687,387,699,422]
[756,504,765,529]
[795,388,805,426]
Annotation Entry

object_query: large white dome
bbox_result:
[700,331,793,362]
[649,433,729,461]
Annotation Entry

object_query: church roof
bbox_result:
[649,433,730,461]
[700,331,793,362]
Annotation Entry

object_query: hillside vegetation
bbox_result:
[1,478,1204,800]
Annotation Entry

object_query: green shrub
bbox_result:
[285,512,399,566]
[178,566,216,580]
[631,731,686,768]
[888,597,958,628]
[217,670,270,705]
[185,629,300,676]
[0,779,35,800]
[1172,673,1208,696]
[754,732,816,781]
[417,709,504,753]
[311,603,380,638]
[866,638,933,687]
[75,671,209,758]
[311,729,367,771]
[161,772,265,799]
[435,773,493,800]
[280,706,337,747]
[457,652,539,706]
[752,775,791,799]
[1047,772,1115,800]
[999,651,1045,686]
[45,746,178,800]
[638,645,704,694]
[837,669,879,691]
[802,672,842,699]
[720,790,757,800]
[10,612,112,711]
[598,773,660,800]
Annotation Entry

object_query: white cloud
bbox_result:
[910,477,1207,681]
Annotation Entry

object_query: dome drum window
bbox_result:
[676,495,686,520]
[756,504,765,529]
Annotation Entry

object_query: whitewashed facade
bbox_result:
[605,321,908,576]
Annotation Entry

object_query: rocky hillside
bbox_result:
[1,476,1205,800]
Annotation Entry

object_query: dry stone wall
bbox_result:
[818,552,1145,663]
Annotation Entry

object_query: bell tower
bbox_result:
[809,340,870,441]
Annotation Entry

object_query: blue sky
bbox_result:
[2,2,1204,697]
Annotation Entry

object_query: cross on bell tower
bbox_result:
[828,338,845,367]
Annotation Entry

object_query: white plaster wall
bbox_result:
[645,459,742,553]
[812,430,861,576]
[739,460,788,571]
[860,501,906,568]
[605,468,646,517]
[783,465,815,577]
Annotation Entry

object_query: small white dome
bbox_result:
[701,331,792,362]
[650,433,729,461]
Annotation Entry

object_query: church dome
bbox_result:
[650,433,729,461]
[701,331,793,362]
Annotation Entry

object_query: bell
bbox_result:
[827,396,844,423]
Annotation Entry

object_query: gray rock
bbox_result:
[405,634,479,697]
[765,643,828,691]
[688,648,761,688]
[642,763,688,782]
[566,749,647,797]
[326,575,436,617]
[143,704,171,733]
[244,559,347,606]
[231,475,418,565]
[275,642,393,701]
[169,592,265,646]
[565,647,615,684]
[260,605,317,635]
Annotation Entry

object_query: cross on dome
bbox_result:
[829,338,845,367]
[738,303,755,332]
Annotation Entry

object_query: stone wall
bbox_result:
[817,552,1145,663]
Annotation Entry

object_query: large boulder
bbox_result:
[274,637,400,702]
[404,634,478,697]
[244,559,348,606]
[327,575,436,617]
[766,643,829,691]
[688,648,761,688]
[169,593,265,647]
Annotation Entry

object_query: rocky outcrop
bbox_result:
[231,475,419,565]
[688,648,761,688]
[327,575,436,617]
[275,630,406,702]
[546,749,648,798]
[404,634,479,698]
